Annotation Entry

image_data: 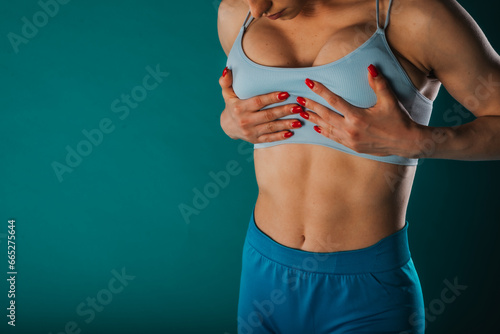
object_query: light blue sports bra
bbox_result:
[225,0,433,165]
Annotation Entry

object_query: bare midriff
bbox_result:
[253,144,416,252]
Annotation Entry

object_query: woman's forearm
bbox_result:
[409,115,500,160]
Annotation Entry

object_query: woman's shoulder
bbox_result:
[217,0,249,56]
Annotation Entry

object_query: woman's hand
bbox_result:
[219,67,304,143]
[298,64,423,158]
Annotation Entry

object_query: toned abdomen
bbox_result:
[253,144,416,252]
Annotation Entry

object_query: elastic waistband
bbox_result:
[245,205,411,274]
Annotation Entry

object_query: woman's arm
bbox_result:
[408,0,500,160]
[303,0,500,161]
[217,0,303,143]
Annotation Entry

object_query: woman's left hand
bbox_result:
[299,64,423,158]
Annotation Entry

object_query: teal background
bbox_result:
[0,0,498,333]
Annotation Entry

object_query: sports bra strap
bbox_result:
[243,10,253,30]
[384,0,394,29]
[377,0,394,30]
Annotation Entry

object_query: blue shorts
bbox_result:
[237,205,425,334]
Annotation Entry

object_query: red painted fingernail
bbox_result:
[291,105,304,113]
[222,67,228,77]
[368,64,378,77]
[299,111,309,120]
[296,96,306,106]
[291,121,302,128]
[278,92,290,100]
[284,131,294,138]
[305,78,314,89]
[314,125,321,133]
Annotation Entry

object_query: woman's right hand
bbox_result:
[219,67,304,143]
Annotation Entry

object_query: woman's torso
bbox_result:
[221,0,441,252]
